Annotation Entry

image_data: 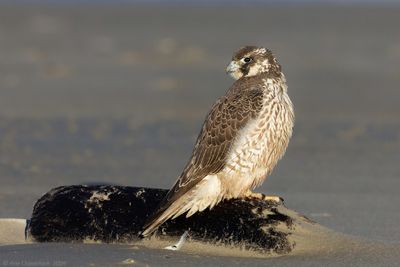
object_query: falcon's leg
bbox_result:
[243,190,284,203]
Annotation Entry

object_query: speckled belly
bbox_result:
[220,97,293,198]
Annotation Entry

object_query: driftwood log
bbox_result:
[28,185,317,255]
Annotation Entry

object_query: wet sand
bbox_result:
[0,3,400,266]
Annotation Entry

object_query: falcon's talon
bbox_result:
[263,195,284,203]
[243,191,265,200]
[243,191,283,203]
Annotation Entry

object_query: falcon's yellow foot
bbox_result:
[243,190,284,203]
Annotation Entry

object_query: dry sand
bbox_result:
[0,219,28,245]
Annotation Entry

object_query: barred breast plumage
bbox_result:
[220,75,294,198]
[142,46,294,237]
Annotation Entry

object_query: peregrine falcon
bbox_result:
[142,46,294,236]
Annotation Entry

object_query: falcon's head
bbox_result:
[226,46,281,80]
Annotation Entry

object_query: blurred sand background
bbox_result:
[0,2,400,266]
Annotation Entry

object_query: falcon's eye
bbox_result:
[243,57,252,63]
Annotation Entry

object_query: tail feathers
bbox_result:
[176,192,222,219]
[141,190,221,237]
[141,174,223,237]
[142,194,192,237]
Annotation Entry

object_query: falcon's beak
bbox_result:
[226,61,239,74]
[226,61,242,80]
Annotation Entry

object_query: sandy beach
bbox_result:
[0,3,400,266]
